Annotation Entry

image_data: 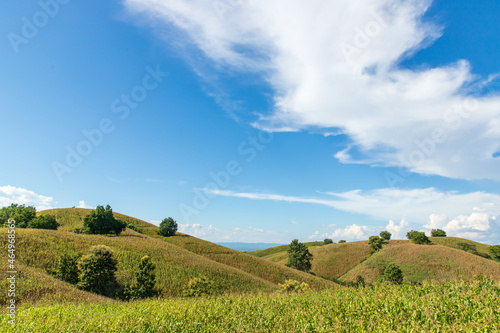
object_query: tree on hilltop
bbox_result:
[158,217,178,237]
[431,229,447,237]
[379,231,391,240]
[406,230,430,245]
[82,205,126,235]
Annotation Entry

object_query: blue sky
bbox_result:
[1,0,499,244]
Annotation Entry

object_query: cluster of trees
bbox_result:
[0,204,59,230]
[368,231,392,252]
[406,230,431,245]
[56,245,157,300]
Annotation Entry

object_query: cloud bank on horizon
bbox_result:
[123,0,500,180]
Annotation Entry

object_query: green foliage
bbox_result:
[0,203,36,228]
[456,242,478,254]
[82,205,126,235]
[126,223,138,232]
[383,263,403,284]
[158,217,178,237]
[379,230,391,240]
[323,238,334,245]
[431,229,447,237]
[338,240,346,243]
[279,279,310,293]
[368,235,385,251]
[286,239,313,272]
[57,254,80,285]
[124,256,157,300]
[183,276,215,297]
[489,245,500,259]
[354,275,365,288]
[28,214,59,230]
[77,245,118,297]
[406,230,431,245]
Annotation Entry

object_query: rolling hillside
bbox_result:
[341,242,500,284]
[0,208,337,305]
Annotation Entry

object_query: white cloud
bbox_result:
[319,224,371,241]
[78,201,91,209]
[124,0,500,180]
[178,223,279,242]
[385,218,410,240]
[0,185,53,211]
[203,187,500,242]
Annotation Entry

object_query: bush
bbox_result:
[379,231,391,240]
[127,223,138,232]
[354,275,365,288]
[72,228,83,234]
[158,217,178,237]
[456,242,478,254]
[27,214,59,230]
[0,203,36,228]
[384,263,403,284]
[82,205,126,235]
[489,245,500,260]
[124,256,157,300]
[406,230,430,245]
[279,279,310,293]
[324,238,334,245]
[368,235,384,252]
[431,229,447,237]
[57,254,80,285]
[338,240,346,243]
[286,239,313,272]
[183,276,215,297]
[77,245,118,297]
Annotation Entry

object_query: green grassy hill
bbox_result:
[0,208,337,305]
[248,241,325,257]
[341,242,500,284]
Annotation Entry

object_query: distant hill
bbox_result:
[217,242,285,252]
[0,208,337,305]
[248,241,325,258]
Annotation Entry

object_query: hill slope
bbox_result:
[342,243,500,283]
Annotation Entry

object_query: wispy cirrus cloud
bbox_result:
[124,0,500,180]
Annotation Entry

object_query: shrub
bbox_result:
[57,254,80,285]
[489,245,500,259]
[286,239,313,272]
[379,231,391,240]
[127,223,138,232]
[82,205,126,235]
[406,230,430,245]
[368,235,384,252]
[456,242,478,254]
[0,203,36,228]
[77,245,118,297]
[354,275,365,288]
[338,240,346,243]
[183,276,215,297]
[279,279,310,293]
[158,217,178,237]
[124,256,157,300]
[27,214,59,230]
[431,229,447,237]
[72,228,83,234]
[324,238,334,245]
[384,263,403,285]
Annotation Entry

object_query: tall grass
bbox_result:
[2,279,499,332]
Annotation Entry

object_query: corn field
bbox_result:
[2,278,499,332]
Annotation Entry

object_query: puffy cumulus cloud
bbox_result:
[124,0,500,180]
[0,185,53,211]
[385,218,410,240]
[318,224,371,241]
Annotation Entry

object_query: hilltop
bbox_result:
[0,208,337,306]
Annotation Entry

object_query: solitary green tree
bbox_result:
[384,264,403,284]
[158,217,178,237]
[286,239,313,272]
[324,238,334,245]
[368,235,385,251]
[406,230,431,245]
[379,230,392,240]
[77,245,118,297]
[431,229,447,237]
[82,205,126,235]
[125,256,157,300]
[338,240,346,244]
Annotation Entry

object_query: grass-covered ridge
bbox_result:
[248,241,325,258]
[3,278,499,332]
